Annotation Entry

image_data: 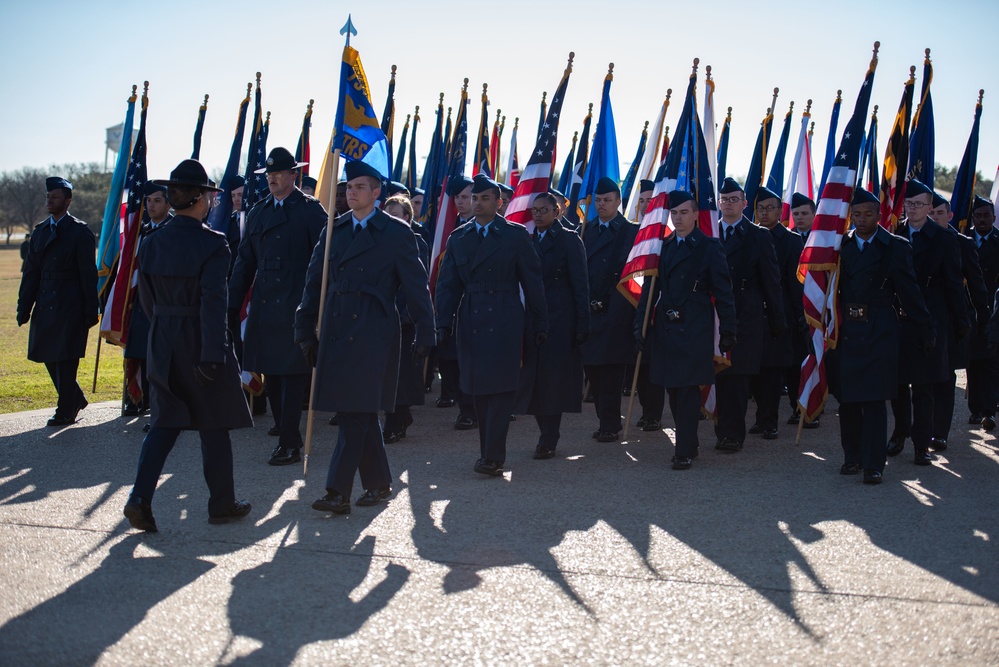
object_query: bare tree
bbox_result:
[0,168,46,244]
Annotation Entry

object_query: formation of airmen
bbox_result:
[15,147,999,531]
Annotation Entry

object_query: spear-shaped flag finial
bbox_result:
[340,14,358,46]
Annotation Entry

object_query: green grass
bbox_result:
[0,248,124,414]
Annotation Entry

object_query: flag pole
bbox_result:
[623,274,657,441]
[796,258,837,445]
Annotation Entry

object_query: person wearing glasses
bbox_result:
[228,147,327,467]
[524,191,590,459]
[748,187,805,440]
[712,178,785,453]
[887,179,969,465]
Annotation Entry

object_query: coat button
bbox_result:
[348,336,353,342]
[489,328,494,332]
[352,314,358,319]
[473,330,478,334]
[473,309,478,314]
[359,267,364,272]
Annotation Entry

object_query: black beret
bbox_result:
[143,182,167,197]
[639,179,655,194]
[471,174,500,194]
[549,187,566,199]
[904,178,931,198]
[973,195,995,213]
[667,190,695,208]
[386,181,410,198]
[719,177,744,194]
[447,175,474,197]
[498,182,515,196]
[931,192,948,209]
[301,176,318,189]
[412,187,425,197]
[851,188,880,206]
[344,160,384,183]
[46,176,72,192]
[790,193,815,209]
[754,186,781,204]
[595,177,621,196]
[224,175,246,191]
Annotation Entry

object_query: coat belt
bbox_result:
[331,280,391,313]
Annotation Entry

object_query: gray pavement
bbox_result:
[0,379,997,666]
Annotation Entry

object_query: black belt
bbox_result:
[466,282,518,293]
[331,280,391,313]
[845,303,868,322]
[153,305,199,317]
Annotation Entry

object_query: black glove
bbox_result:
[956,324,971,341]
[535,331,548,346]
[633,332,645,354]
[227,308,241,338]
[770,321,786,339]
[435,327,452,343]
[413,345,431,362]
[918,336,937,353]
[719,332,737,354]
[299,337,319,367]
[86,314,99,328]
[16,312,29,327]
[575,330,590,345]
[193,362,220,387]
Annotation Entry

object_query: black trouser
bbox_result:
[967,357,999,416]
[325,412,391,497]
[668,385,702,458]
[785,357,804,412]
[424,347,438,391]
[267,374,308,450]
[534,414,562,449]
[751,366,785,431]
[45,359,84,418]
[715,373,750,443]
[472,391,518,463]
[584,364,625,433]
[839,400,888,472]
[131,427,235,516]
[636,364,665,422]
[932,372,956,439]
[384,405,412,434]
[892,383,933,453]
[439,358,460,402]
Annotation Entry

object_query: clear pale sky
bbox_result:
[2,0,996,188]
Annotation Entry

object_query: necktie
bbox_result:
[598,224,606,235]
[723,226,732,243]
[354,223,362,237]
[858,240,865,253]
[479,226,486,239]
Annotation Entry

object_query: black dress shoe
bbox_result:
[886,434,906,457]
[930,437,948,451]
[914,450,936,466]
[839,462,862,475]
[312,492,351,514]
[595,430,620,443]
[267,426,280,436]
[208,500,252,524]
[474,459,504,476]
[383,431,401,444]
[636,416,648,429]
[762,428,779,440]
[142,423,150,432]
[454,414,476,430]
[715,437,742,452]
[642,419,662,432]
[436,397,456,408]
[583,393,595,403]
[268,446,302,466]
[748,423,765,435]
[982,416,997,431]
[803,418,820,429]
[591,429,601,439]
[356,487,392,506]
[123,403,142,417]
[329,414,339,426]
[622,387,632,397]
[787,410,801,425]
[46,414,76,427]
[968,412,983,424]
[123,496,158,532]
[863,470,883,485]
[533,446,556,460]
[671,456,692,470]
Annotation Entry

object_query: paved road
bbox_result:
[0,381,997,665]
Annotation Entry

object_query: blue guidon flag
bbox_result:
[335,46,390,178]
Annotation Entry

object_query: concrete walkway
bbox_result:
[0,383,997,665]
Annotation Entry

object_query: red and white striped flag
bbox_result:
[428,82,470,298]
[504,55,573,229]
[783,104,815,229]
[797,46,879,423]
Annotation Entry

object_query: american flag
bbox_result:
[429,80,469,298]
[504,54,573,229]
[782,104,815,229]
[877,67,915,231]
[797,45,879,424]
[624,91,671,222]
[242,76,269,211]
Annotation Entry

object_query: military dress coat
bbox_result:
[760,224,805,368]
[17,214,98,363]
[831,227,933,403]
[969,228,999,360]
[949,231,990,369]
[435,216,548,396]
[895,220,968,385]
[295,209,436,413]
[579,214,639,366]
[124,216,173,360]
[717,216,785,375]
[137,215,252,430]
[637,227,738,388]
[229,188,326,375]
[526,222,590,415]
[394,224,431,407]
